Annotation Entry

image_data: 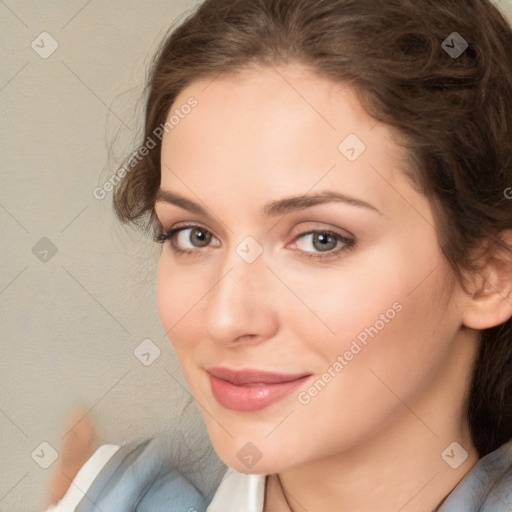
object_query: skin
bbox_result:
[154,64,503,511]
[46,409,98,507]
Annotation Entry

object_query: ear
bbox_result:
[462,230,512,330]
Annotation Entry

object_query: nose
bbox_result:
[203,249,278,347]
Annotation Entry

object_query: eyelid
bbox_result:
[153,205,229,241]
[288,221,355,241]
[154,219,213,239]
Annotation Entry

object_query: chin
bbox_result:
[207,432,299,475]
[220,453,290,475]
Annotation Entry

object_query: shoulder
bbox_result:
[46,435,227,512]
[439,439,512,511]
[45,444,120,512]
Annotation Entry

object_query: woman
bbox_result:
[45,0,512,510]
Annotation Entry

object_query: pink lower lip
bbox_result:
[209,374,311,412]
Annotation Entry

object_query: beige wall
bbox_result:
[1,1,511,510]
[0,2,203,511]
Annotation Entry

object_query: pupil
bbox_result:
[314,233,336,251]
[192,229,210,247]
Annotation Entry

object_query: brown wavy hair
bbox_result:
[113,0,512,457]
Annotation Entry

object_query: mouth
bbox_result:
[206,367,312,412]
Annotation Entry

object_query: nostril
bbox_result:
[234,333,259,343]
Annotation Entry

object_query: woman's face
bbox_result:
[155,65,474,474]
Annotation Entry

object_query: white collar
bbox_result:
[206,468,266,512]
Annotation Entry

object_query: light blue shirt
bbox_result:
[71,435,511,511]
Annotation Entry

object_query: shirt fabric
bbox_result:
[45,436,512,511]
[44,445,121,512]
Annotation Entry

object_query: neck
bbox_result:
[268,422,478,511]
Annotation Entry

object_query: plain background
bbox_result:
[1,1,511,510]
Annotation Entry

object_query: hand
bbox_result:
[45,408,98,506]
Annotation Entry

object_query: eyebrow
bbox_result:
[154,189,382,217]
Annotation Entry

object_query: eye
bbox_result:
[174,227,214,249]
[154,224,220,255]
[296,232,339,252]
[291,230,355,260]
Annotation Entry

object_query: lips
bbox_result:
[207,367,312,412]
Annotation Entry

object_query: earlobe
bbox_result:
[461,230,512,330]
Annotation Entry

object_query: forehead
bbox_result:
[159,65,413,218]
[167,65,376,156]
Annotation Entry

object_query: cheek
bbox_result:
[319,250,456,401]
[156,255,204,354]
[279,235,456,374]
[272,261,458,461]
[157,258,177,334]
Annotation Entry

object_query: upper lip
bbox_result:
[206,367,311,386]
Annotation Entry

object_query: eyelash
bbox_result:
[154,224,355,261]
